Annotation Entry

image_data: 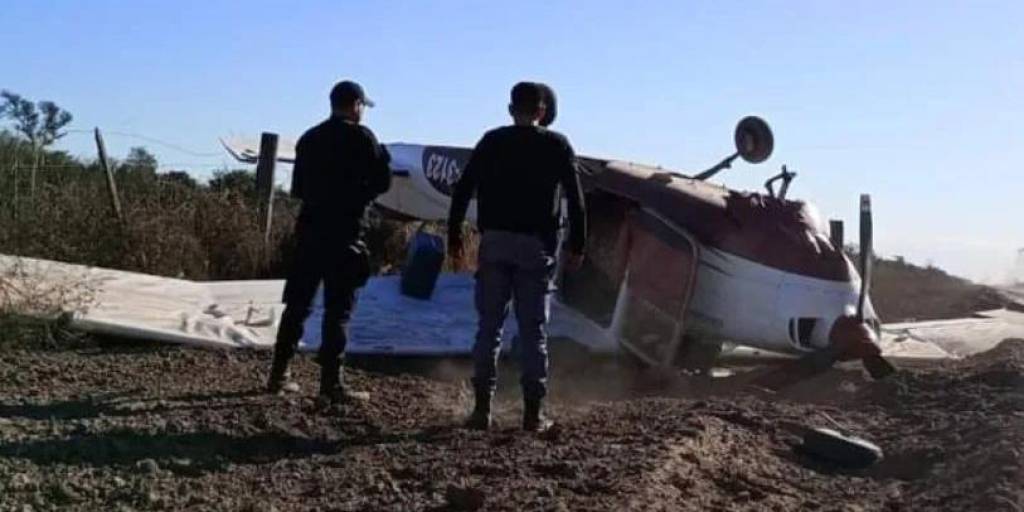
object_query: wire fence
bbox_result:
[0,124,434,283]
[0,158,418,282]
[0,156,300,280]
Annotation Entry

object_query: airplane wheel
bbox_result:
[797,427,884,468]
[538,83,557,127]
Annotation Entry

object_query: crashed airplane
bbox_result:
[7,115,1022,381]
[222,115,898,379]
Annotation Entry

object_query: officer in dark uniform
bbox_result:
[267,80,392,403]
[448,82,586,432]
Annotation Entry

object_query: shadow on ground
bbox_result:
[0,423,456,475]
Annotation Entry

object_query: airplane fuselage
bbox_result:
[376,143,876,365]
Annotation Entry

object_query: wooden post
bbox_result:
[30,145,40,198]
[12,152,19,211]
[10,154,20,244]
[829,220,844,250]
[95,127,148,269]
[94,128,124,223]
[254,132,279,244]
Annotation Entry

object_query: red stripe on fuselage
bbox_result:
[579,158,854,282]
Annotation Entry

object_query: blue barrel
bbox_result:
[400,230,446,299]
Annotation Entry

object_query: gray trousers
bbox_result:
[472,230,556,400]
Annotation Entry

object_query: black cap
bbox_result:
[510,82,545,112]
[330,80,374,108]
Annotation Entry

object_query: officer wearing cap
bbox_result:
[267,80,392,404]
[448,82,586,432]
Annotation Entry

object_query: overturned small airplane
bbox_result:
[223,111,896,380]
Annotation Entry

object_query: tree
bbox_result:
[159,170,198,189]
[36,101,73,148]
[209,169,256,197]
[0,90,74,195]
[122,146,158,176]
[0,92,39,144]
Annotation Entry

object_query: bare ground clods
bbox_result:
[0,338,1021,511]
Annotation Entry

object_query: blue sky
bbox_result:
[2,1,1021,282]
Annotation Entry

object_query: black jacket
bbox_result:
[448,125,586,253]
[291,117,391,235]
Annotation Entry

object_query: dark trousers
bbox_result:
[275,223,364,367]
[472,231,556,400]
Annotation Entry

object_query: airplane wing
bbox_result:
[881,312,1024,358]
[9,254,1012,362]
[220,135,297,164]
[1,255,616,356]
[0,254,479,355]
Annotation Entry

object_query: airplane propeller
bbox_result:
[854,195,898,379]
[856,195,873,321]
[816,195,896,380]
[754,194,896,390]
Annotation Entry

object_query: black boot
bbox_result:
[266,350,299,394]
[523,397,554,433]
[463,387,493,431]
[318,359,370,405]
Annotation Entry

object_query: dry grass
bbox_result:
[0,166,297,280]
[0,165,433,281]
[0,258,95,316]
[0,256,97,348]
[870,257,1009,322]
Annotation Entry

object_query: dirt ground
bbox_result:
[0,337,1021,511]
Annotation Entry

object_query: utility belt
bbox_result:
[292,221,372,288]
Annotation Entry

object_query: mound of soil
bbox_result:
[870,258,1019,322]
[0,338,1021,511]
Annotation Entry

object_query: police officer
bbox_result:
[267,80,392,403]
[448,82,586,431]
